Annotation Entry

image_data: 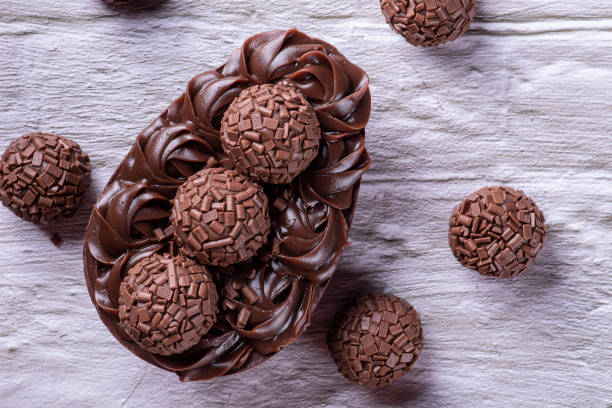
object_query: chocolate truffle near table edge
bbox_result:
[170,167,270,267]
[380,0,476,47]
[328,294,423,387]
[449,186,547,278]
[83,29,371,381]
[0,132,91,224]
[221,83,321,184]
[118,253,218,356]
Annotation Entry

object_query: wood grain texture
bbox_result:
[1,1,611,407]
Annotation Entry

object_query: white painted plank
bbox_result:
[0,1,611,407]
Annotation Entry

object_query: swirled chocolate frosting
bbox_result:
[84,29,371,381]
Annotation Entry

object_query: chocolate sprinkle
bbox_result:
[0,132,91,224]
[328,294,423,387]
[50,233,63,248]
[449,186,547,278]
[171,167,270,267]
[221,84,321,184]
[380,0,476,47]
[118,253,218,356]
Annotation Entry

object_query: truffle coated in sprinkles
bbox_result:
[221,84,321,185]
[0,132,91,224]
[118,252,219,356]
[380,0,476,47]
[328,294,424,387]
[448,186,547,278]
[171,167,270,267]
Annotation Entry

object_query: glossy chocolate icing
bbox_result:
[84,29,371,381]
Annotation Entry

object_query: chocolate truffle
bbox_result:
[0,132,91,224]
[380,0,476,47]
[171,167,270,267]
[221,84,321,184]
[328,294,423,387]
[118,252,218,356]
[449,186,547,278]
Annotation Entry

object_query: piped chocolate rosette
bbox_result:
[84,29,371,381]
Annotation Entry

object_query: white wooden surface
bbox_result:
[1,1,612,407]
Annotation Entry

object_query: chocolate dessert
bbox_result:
[449,186,547,278]
[328,294,423,387]
[221,83,321,184]
[118,252,219,356]
[171,167,270,267]
[380,0,476,47]
[84,29,371,381]
[0,132,91,224]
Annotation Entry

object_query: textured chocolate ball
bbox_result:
[221,84,321,184]
[328,294,423,387]
[171,167,270,267]
[380,0,476,47]
[449,186,547,278]
[0,132,91,224]
[118,253,218,356]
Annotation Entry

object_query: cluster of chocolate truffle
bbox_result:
[115,83,323,356]
[325,185,547,388]
[82,29,375,382]
[2,28,549,393]
[0,132,91,224]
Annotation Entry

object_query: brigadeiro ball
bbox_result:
[449,186,547,278]
[118,253,218,356]
[328,294,424,387]
[221,83,321,184]
[380,0,476,47]
[171,167,270,267]
[0,132,91,224]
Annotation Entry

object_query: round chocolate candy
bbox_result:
[380,0,476,47]
[171,167,270,267]
[0,132,91,224]
[449,186,547,278]
[221,83,321,184]
[118,253,218,356]
[328,294,423,387]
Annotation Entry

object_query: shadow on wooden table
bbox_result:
[305,265,435,405]
[102,0,170,14]
[487,227,566,299]
[365,375,433,406]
